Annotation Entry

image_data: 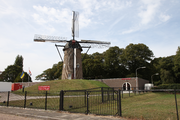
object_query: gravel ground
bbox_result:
[0,106,126,120]
[0,113,42,120]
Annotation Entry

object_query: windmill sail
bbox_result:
[34,34,68,43]
[72,11,79,39]
[80,40,110,44]
[79,40,110,48]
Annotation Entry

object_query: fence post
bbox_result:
[101,87,104,103]
[7,91,10,107]
[59,90,64,111]
[86,91,89,114]
[45,91,48,110]
[24,91,27,108]
[118,90,122,116]
[174,89,179,120]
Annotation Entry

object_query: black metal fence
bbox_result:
[1,87,179,119]
[61,88,121,116]
[0,87,123,116]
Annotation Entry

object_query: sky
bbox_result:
[0,0,180,82]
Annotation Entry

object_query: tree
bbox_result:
[14,72,32,82]
[103,46,127,78]
[157,56,176,83]
[36,62,63,80]
[0,55,31,83]
[150,57,162,85]
[173,47,180,82]
[0,65,22,82]
[121,43,154,79]
[82,52,105,79]
[14,55,23,69]
[160,69,175,84]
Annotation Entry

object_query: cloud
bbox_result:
[121,0,172,35]
[32,13,47,24]
[32,6,71,25]
[159,14,171,22]
[0,0,15,16]
[99,0,132,11]
[109,16,124,31]
[121,27,139,34]
[138,0,161,25]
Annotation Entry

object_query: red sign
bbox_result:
[38,86,50,91]
[121,78,131,80]
[11,83,22,91]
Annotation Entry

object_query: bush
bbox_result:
[153,84,180,89]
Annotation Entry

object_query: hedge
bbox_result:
[153,84,180,89]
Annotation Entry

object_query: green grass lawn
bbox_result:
[121,92,179,120]
[17,79,109,93]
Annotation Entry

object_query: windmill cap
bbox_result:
[63,40,82,51]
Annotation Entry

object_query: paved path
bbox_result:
[0,106,126,120]
[0,112,42,120]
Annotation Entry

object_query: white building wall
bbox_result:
[0,82,12,92]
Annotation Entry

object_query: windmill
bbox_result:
[34,11,110,79]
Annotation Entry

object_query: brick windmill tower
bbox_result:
[34,11,110,79]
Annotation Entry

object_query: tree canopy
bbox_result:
[14,55,23,68]
[35,44,180,86]
[173,47,180,80]
[0,55,32,82]
[35,62,63,81]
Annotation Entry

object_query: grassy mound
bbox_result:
[22,79,108,92]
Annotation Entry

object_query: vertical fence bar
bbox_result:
[59,90,64,111]
[7,91,10,107]
[122,90,123,98]
[174,89,179,120]
[118,90,122,116]
[101,87,104,103]
[86,91,89,114]
[22,86,24,93]
[59,91,61,110]
[108,88,109,101]
[24,91,27,108]
[129,89,130,97]
[84,91,86,107]
[45,91,47,110]
[113,88,115,100]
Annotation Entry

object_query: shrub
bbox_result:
[153,84,180,89]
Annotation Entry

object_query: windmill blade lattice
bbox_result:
[34,34,68,43]
[79,40,110,48]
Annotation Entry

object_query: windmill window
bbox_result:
[77,63,80,68]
